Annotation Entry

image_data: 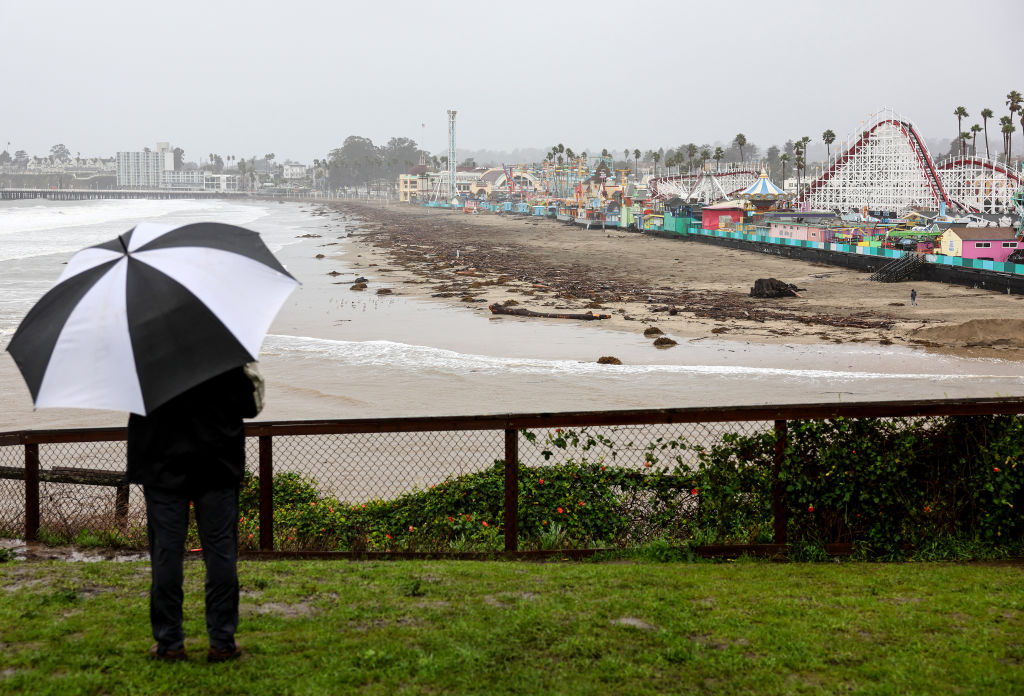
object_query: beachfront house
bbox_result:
[935,227,1020,262]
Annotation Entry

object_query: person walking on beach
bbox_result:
[910,288,917,306]
[128,364,263,663]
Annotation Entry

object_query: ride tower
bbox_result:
[447,110,457,202]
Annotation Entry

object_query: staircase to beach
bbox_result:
[870,253,923,282]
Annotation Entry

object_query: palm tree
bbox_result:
[970,124,982,155]
[794,142,805,189]
[1013,91,1024,165]
[686,144,698,173]
[1001,116,1016,165]
[959,131,973,158]
[651,150,660,176]
[699,148,711,169]
[733,133,747,162]
[981,108,993,159]
[954,106,969,156]
[632,149,640,177]
[822,129,836,160]
[779,153,789,185]
[799,136,811,178]
[713,147,724,170]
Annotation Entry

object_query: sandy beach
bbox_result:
[332,201,1024,361]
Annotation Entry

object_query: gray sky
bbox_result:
[2,0,1022,164]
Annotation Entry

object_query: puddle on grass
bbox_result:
[0,539,147,563]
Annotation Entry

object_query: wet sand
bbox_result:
[332,201,1024,361]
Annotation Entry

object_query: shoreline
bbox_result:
[327,201,1024,362]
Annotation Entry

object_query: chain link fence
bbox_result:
[2,398,1021,556]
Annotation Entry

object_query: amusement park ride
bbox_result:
[649,107,1023,221]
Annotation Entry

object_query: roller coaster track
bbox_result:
[798,117,955,212]
[650,168,759,201]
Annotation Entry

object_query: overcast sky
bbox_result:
[2,0,1021,164]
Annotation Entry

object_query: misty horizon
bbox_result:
[2,0,1021,169]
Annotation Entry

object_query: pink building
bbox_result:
[768,222,829,242]
[937,228,1020,262]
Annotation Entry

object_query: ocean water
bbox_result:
[1,197,1023,430]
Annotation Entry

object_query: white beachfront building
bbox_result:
[116,142,177,188]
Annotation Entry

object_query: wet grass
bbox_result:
[1,557,1022,695]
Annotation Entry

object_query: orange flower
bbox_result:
[644,461,651,468]
[482,521,489,527]
[808,505,815,513]
[924,506,931,513]
[557,507,564,514]
[408,525,414,532]
[386,533,392,539]
[691,488,698,495]
[578,501,585,507]
[447,516,454,522]
[539,478,544,484]
[465,514,472,521]
[994,467,1001,472]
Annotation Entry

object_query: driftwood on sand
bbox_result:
[750,278,803,298]
[489,303,611,320]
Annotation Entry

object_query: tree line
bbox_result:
[951,90,1022,164]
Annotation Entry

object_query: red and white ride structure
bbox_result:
[799,107,1021,215]
[650,108,1022,217]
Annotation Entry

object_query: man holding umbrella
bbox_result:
[129,363,263,662]
[6,221,298,663]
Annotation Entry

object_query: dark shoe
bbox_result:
[207,643,242,663]
[149,643,187,661]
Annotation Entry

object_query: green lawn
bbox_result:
[1,557,1022,695]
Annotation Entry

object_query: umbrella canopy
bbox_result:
[6,221,298,415]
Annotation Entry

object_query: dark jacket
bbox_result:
[127,367,258,491]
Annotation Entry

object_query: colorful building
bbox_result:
[701,200,747,230]
[936,227,1021,262]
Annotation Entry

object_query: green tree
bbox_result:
[799,136,812,178]
[765,145,781,178]
[686,143,698,172]
[733,133,747,162]
[954,106,969,156]
[49,143,71,162]
[779,152,789,184]
[1012,91,1024,164]
[652,150,661,175]
[822,129,836,160]
[1001,116,1016,165]
[969,124,982,156]
[14,150,29,169]
[172,147,185,170]
[980,108,993,160]
[632,148,640,176]
[0,150,11,166]
[699,147,711,169]
[713,146,724,170]
[959,131,972,158]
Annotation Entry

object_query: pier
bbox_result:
[0,188,251,201]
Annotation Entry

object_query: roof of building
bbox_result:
[736,170,791,200]
[477,168,505,183]
[948,227,1019,241]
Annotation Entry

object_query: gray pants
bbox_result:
[144,485,239,651]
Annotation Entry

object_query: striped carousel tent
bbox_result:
[736,169,793,209]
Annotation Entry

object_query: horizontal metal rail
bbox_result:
[2,396,1022,556]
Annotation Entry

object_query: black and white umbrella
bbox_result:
[6,221,298,415]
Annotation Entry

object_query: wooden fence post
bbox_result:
[772,420,788,544]
[258,435,273,551]
[503,429,519,552]
[25,443,39,542]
